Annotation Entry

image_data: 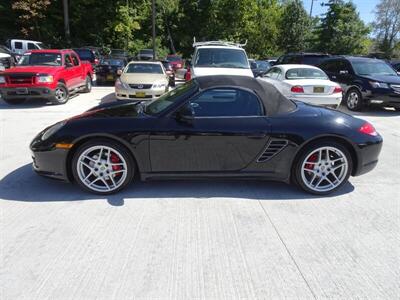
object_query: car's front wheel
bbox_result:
[72,139,135,194]
[294,141,352,195]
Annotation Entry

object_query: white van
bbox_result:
[6,39,45,55]
[190,40,253,78]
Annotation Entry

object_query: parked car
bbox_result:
[275,53,331,66]
[0,49,93,105]
[161,60,176,87]
[30,75,382,196]
[249,59,271,77]
[319,56,400,111]
[260,64,342,107]
[137,49,154,61]
[115,61,169,100]
[96,57,127,85]
[5,39,45,55]
[110,49,130,60]
[0,46,17,70]
[72,48,100,68]
[188,40,253,79]
[165,54,184,71]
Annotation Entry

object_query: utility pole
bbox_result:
[63,0,70,45]
[152,0,156,60]
[310,0,318,17]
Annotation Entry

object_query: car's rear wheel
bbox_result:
[294,141,352,195]
[51,83,69,105]
[3,98,26,105]
[82,75,92,93]
[72,140,135,194]
[345,88,363,111]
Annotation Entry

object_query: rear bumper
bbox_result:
[291,93,342,106]
[353,135,383,176]
[0,86,55,100]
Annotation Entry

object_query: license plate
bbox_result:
[313,86,324,93]
[136,92,146,98]
[16,88,28,95]
[106,74,114,81]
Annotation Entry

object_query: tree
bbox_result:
[278,0,311,53]
[316,0,370,54]
[372,0,400,57]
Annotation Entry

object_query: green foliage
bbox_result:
[315,0,370,54]
[278,0,311,53]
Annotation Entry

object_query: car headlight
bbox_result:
[0,76,5,84]
[152,82,167,89]
[369,81,389,89]
[41,121,66,141]
[115,79,129,89]
[37,75,54,83]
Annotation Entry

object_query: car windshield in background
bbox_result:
[73,49,93,60]
[0,46,11,54]
[286,68,328,80]
[111,50,127,56]
[101,59,124,66]
[145,80,197,115]
[194,48,249,69]
[126,63,163,74]
[18,53,62,66]
[352,61,397,76]
[140,49,153,54]
[167,56,182,62]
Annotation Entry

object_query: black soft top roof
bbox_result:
[195,75,296,116]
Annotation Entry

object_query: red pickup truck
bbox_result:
[0,49,94,105]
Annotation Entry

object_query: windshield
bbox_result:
[126,63,163,74]
[101,59,124,66]
[145,80,197,115]
[166,56,182,62]
[285,68,328,80]
[352,61,397,76]
[194,48,249,69]
[18,53,62,66]
[111,50,126,55]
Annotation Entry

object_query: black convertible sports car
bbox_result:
[30,76,382,195]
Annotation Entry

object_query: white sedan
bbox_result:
[260,64,343,107]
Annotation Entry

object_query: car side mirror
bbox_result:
[117,69,123,76]
[176,104,195,123]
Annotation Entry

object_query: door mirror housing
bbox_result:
[176,103,195,123]
[117,69,123,76]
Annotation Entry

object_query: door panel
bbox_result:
[150,117,270,172]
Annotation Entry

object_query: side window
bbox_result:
[14,42,23,49]
[64,54,72,66]
[266,67,281,79]
[71,54,79,66]
[190,88,262,117]
[27,43,36,50]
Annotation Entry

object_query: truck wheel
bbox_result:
[344,88,363,111]
[82,76,92,93]
[3,98,26,105]
[51,83,69,105]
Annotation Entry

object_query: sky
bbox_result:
[302,0,379,24]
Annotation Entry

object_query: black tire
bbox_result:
[71,139,135,195]
[51,83,69,105]
[2,98,26,105]
[293,141,352,195]
[344,88,363,111]
[81,75,92,93]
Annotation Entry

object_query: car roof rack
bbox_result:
[192,37,247,48]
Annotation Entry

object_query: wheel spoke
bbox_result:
[100,177,111,191]
[83,155,97,163]
[80,161,93,170]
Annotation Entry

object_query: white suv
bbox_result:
[190,41,253,78]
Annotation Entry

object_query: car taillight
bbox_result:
[333,86,343,93]
[94,58,99,65]
[185,70,191,81]
[291,86,304,93]
[359,122,378,136]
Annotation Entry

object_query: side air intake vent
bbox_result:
[257,139,288,162]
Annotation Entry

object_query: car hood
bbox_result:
[72,101,143,120]
[3,65,61,74]
[361,74,400,84]
[120,73,167,84]
[193,67,254,78]
[0,53,11,59]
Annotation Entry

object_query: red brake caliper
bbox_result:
[110,153,122,175]
[305,153,318,173]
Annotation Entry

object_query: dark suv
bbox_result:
[319,56,400,111]
[274,53,331,66]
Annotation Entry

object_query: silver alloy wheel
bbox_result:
[347,91,359,110]
[76,145,128,193]
[55,87,66,102]
[301,146,348,193]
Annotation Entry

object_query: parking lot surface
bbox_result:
[0,87,399,299]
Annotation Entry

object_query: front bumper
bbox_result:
[0,86,55,100]
[362,89,400,108]
[353,135,383,176]
[31,148,70,181]
[115,86,167,100]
